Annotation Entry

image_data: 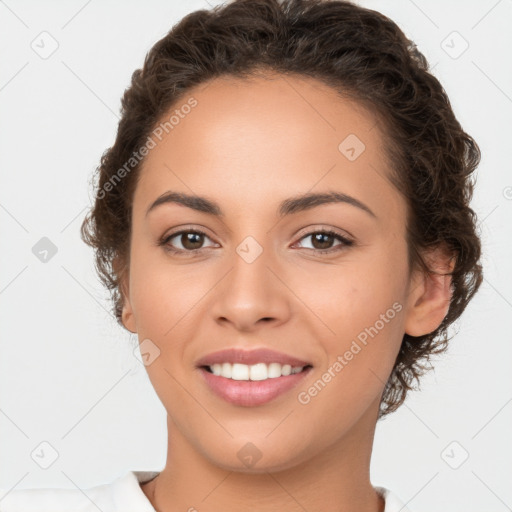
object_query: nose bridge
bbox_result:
[230,232,278,302]
[211,230,291,329]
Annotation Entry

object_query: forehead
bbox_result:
[133,73,401,221]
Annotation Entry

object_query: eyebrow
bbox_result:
[145,190,376,219]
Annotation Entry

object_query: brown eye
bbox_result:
[295,230,354,254]
[310,232,336,250]
[178,232,205,250]
[161,229,216,254]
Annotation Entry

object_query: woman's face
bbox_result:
[121,73,425,472]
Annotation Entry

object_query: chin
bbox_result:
[198,436,315,474]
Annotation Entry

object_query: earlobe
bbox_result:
[404,249,455,337]
[121,300,137,333]
[114,255,137,334]
[120,282,137,333]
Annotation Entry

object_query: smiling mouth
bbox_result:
[201,362,314,381]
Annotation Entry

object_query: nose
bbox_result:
[210,240,292,332]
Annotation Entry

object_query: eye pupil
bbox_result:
[312,232,333,250]
[182,232,204,250]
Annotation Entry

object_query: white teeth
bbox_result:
[221,362,231,378]
[281,364,292,376]
[207,362,305,380]
[249,363,267,381]
[267,362,282,378]
[231,363,249,380]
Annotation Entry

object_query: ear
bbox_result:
[113,255,137,333]
[404,247,455,337]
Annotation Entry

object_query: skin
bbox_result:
[119,72,453,512]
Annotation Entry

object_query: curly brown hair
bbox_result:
[80,0,483,418]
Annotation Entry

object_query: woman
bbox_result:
[0,0,482,510]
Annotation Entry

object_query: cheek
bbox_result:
[294,270,407,434]
[298,244,408,392]
[128,245,206,336]
[127,249,201,410]
[305,249,407,337]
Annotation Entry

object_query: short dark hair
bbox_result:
[81,0,483,418]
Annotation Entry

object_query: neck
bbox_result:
[141,400,384,512]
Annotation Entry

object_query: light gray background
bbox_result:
[0,1,511,511]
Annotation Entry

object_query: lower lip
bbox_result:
[198,367,312,407]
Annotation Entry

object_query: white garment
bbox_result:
[0,470,413,511]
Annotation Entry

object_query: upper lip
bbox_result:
[195,348,312,368]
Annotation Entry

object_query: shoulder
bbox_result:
[375,486,414,512]
[0,471,159,512]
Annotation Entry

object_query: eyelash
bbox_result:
[158,228,354,257]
